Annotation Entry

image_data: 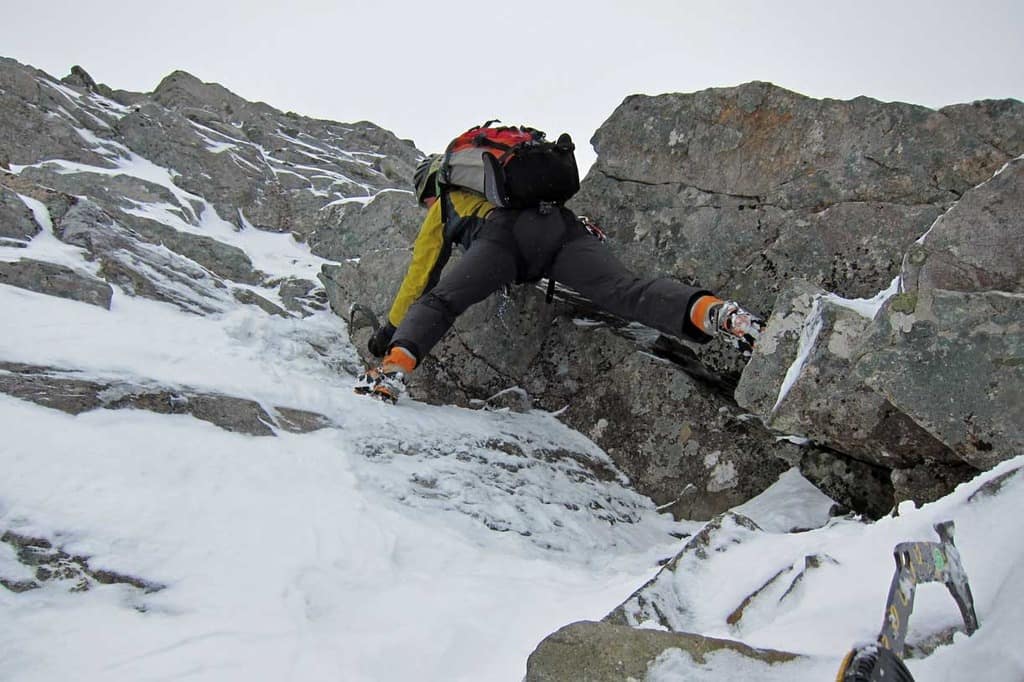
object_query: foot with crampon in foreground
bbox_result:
[354,347,416,404]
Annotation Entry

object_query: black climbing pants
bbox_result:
[391,207,712,361]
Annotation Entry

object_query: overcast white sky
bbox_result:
[3,0,1022,172]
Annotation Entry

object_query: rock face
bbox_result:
[738,157,1023,498]
[0,185,38,242]
[574,82,1021,375]
[901,157,1024,294]
[0,57,418,318]
[0,58,413,442]
[322,81,1023,518]
[857,290,1023,470]
[734,280,975,505]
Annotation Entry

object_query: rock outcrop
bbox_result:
[0,58,415,448]
[0,185,38,242]
[737,157,1023,500]
[0,258,112,308]
[0,57,418,318]
[525,620,801,681]
[0,361,332,436]
[574,82,1022,375]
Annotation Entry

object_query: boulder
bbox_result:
[0,259,113,309]
[0,361,333,437]
[938,99,1024,158]
[735,279,971,507]
[0,185,39,241]
[525,620,799,682]
[855,289,1024,470]
[583,82,1015,206]
[852,157,1024,471]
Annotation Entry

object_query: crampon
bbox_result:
[353,367,407,404]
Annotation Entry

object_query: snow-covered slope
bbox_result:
[0,263,688,681]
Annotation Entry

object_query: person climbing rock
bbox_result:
[356,123,763,403]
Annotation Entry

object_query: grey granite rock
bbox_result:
[738,283,964,459]
[855,289,1024,470]
[736,279,975,508]
[0,361,333,437]
[0,259,112,308]
[0,185,39,241]
[525,620,799,682]
[902,158,1024,295]
[572,82,1020,377]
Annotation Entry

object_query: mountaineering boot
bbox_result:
[690,296,765,354]
[354,346,417,404]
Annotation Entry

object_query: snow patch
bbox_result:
[773,297,825,412]
[732,468,837,533]
[647,647,835,681]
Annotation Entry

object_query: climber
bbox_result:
[355,128,764,403]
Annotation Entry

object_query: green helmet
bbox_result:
[413,154,442,205]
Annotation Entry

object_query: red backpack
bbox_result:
[439,121,580,209]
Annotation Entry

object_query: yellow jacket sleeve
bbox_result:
[388,199,445,327]
[387,191,493,327]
